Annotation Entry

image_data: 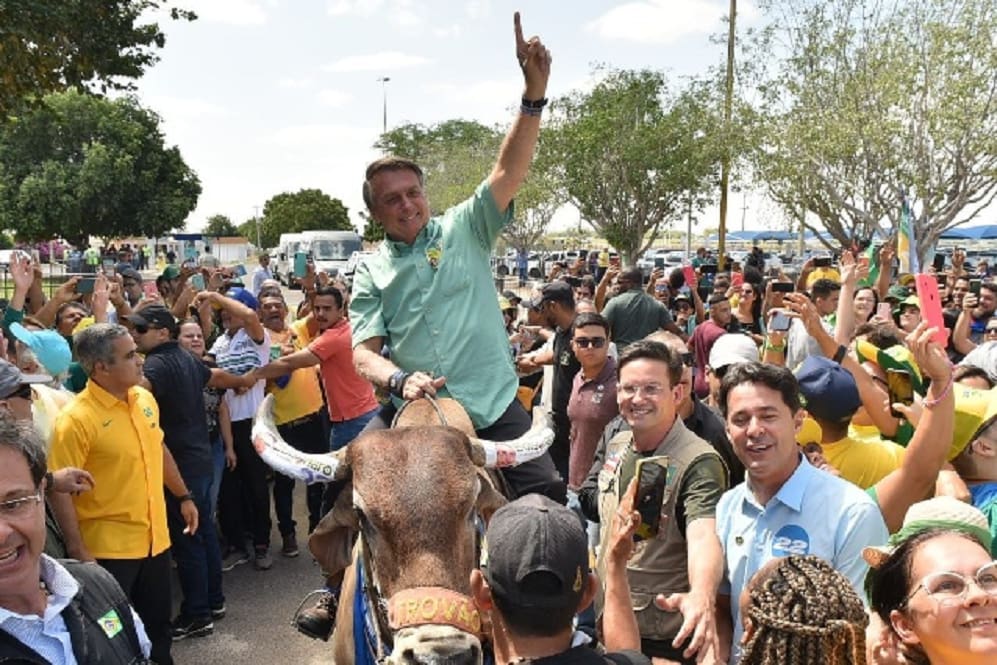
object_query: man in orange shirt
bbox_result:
[246,284,379,639]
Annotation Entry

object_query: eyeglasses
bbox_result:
[904,561,997,606]
[0,492,42,519]
[619,383,666,398]
[573,337,607,349]
[8,385,33,400]
[680,352,694,367]
[133,325,150,335]
[986,328,997,336]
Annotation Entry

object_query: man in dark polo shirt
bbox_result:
[128,305,250,640]
[601,267,684,350]
[515,280,579,482]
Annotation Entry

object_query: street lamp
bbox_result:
[377,77,391,133]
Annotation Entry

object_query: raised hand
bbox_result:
[513,12,551,99]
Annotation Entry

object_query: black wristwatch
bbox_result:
[176,493,194,504]
[388,370,411,398]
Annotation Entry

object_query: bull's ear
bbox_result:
[474,474,507,524]
[308,481,359,574]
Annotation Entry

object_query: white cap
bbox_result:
[709,334,759,370]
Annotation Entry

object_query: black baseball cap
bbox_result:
[528,281,574,311]
[483,494,588,609]
[125,305,177,333]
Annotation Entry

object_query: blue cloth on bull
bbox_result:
[352,558,495,665]
[354,559,384,665]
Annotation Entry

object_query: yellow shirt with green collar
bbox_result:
[266,326,324,426]
[48,381,171,559]
[821,430,905,489]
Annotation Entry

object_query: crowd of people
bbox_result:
[2,11,997,665]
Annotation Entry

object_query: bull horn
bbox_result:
[252,394,349,483]
[469,407,554,469]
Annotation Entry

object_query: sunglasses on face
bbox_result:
[681,352,694,367]
[573,337,607,349]
[986,327,997,335]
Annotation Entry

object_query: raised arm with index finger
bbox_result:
[488,11,552,213]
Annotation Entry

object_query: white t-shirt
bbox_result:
[210,327,271,422]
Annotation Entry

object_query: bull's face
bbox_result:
[351,427,479,598]
[352,426,485,665]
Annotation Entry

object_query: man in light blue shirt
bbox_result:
[0,419,151,664]
[350,12,562,502]
[713,362,887,664]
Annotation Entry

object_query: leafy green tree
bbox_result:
[544,68,722,265]
[359,210,384,244]
[376,119,503,214]
[0,90,200,247]
[374,118,561,252]
[257,189,351,248]
[202,214,238,237]
[747,0,997,261]
[0,1,196,118]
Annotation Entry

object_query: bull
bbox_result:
[251,395,554,664]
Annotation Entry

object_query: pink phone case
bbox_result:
[915,274,949,347]
[682,266,696,286]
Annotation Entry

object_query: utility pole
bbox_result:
[741,196,749,233]
[718,0,737,270]
[377,77,391,134]
[253,205,261,250]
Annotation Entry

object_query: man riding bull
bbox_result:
[283,12,564,642]
[349,12,563,504]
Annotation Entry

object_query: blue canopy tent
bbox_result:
[941,225,997,240]
[940,227,978,240]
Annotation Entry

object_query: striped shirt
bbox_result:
[210,327,270,422]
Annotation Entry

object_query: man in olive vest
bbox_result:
[579,340,727,665]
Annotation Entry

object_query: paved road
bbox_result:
[173,283,333,664]
[171,483,336,664]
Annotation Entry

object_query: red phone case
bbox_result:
[915,274,949,347]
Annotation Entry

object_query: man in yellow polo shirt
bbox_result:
[47,323,198,665]
[258,290,327,556]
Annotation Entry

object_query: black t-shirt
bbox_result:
[520,645,649,665]
[552,326,581,416]
[143,341,214,478]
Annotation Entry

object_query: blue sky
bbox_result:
[135,0,779,237]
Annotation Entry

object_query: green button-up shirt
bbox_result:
[350,181,517,429]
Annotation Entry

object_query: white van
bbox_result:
[275,233,306,287]
[300,230,363,279]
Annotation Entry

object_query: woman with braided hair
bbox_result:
[739,555,868,664]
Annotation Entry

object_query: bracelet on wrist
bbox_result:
[176,493,194,504]
[388,369,411,398]
[520,96,548,117]
[44,471,54,491]
[922,374,954,409]
[764,340,786,353]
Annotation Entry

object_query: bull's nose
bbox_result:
[401,643,479,665]
[392,627,482,665]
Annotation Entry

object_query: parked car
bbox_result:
[638,249,684,277]
[342,250,376,287]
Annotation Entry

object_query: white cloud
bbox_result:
[326,0,424,27]
[182,0,268,26]
[143,95,229,119]
[277,77,314,89]
[316,89,354,107]
[264,123,370,148]
[465,0,490,20]
[432,23,463,38]
[423,78,521,123]
[322,51,432,73]
[586,0,756,44]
